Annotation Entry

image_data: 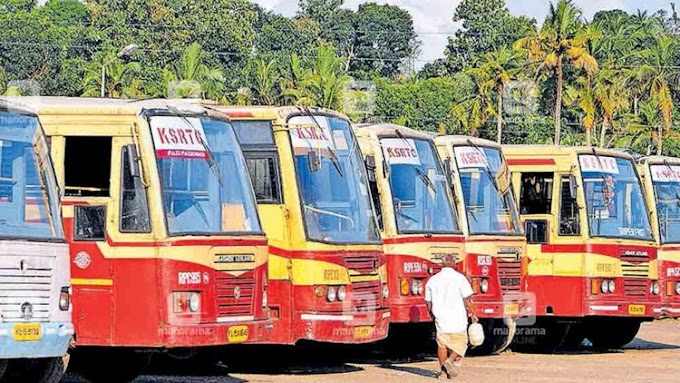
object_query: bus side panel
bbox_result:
[113,258,161,346]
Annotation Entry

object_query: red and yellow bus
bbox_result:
[353,124,466,348]
[216,106,390,345]
[435,136,527,354]
[505,146,661,350]
[28,97,270,382]
[637,156,680,318]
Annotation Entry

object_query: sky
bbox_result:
[254,0,672,67]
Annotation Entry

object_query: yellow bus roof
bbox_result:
[353,123,434,141]
[211,105,348,122]
[435,135,500,149]
[638,155,680,166]
[3,96,211,116]
[0,98,38,116]
[503,145,634,158]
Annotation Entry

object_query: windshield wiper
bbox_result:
[395,130,436,194]
[466,139,501,193]
[166,105,224,187]
[301,107,343,177]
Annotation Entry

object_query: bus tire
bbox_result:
[511,318,570,353]
[77,350,150,383]
[0,360,8,379]
[0,356,67,383]
[587,319,641,350]
[467,318,516,356]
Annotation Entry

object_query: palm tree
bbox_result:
[251,58,279,106]
[82,54,143,98]
[564,74,595,146]
[514,0,600,145]
[636,36,680,155]
[451,80,494,138]
[283,45,351,111]
[162,43,225,100]
[467,47,522,143]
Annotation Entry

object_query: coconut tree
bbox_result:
[82,54,143,98]
[161,42,225,100]
[451,80,494,138]
[514,0,600,145]
[636,36,680,155]
[251,58,279,106]
[467,47,522,143]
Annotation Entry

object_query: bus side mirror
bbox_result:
[126,145,141,178]
[569,175,577,199]
[308,151,321,173]
[365,156,376,182]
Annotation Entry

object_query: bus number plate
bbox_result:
[353,326,374,339]
[227,326,249,343]
[628,305,646,316]
[504,303,519,316]
[12,323,42,341]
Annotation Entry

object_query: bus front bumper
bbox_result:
[160,318,274,347]
[664,301,680,318]
[389,302,432,323]
[294,308,390,344]
[585,300,660,319]
[0,322,73,359]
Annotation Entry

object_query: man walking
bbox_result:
[425,254,478,379]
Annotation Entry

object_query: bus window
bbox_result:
[64,136,112,197]
[75,205,107,241]
[245,155,281,204]
[520,173,554,215]
[364,155,383,231]
[120,145,151,233]
[559,176,580,236]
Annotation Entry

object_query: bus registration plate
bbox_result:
[628,305,646,316]
[353,326,374,339]
[504,303,519,316]
[227,325,249,343]
[12,323,42,341]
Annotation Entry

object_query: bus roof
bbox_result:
[435,135,500,149]
[637,155,680,166]
[503,145,636,158]
[212,105,348,122]
[0,98,38,117]
[353,123,434,141]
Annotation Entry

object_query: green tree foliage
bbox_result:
[444,0,536,72]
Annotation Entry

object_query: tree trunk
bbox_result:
[497,84,504,144]
[554,57,564,145]
[599,119,608,148]
[658,122,666,155]
[585,123,592,147]
[634,96,639,118]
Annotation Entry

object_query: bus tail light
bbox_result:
[382,283,389,299]
[400,278,410,296]
[173,292,200,313]
[59,287,70,311]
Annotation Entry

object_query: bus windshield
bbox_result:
[649,163,680,244]
[579,155,652,240]
[150,115,262,236]
[289,115,380,244]
[453,146,522,235]
[0,110,63,240]
[382,137,459,234]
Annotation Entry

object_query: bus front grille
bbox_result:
[350,280,381,311]
[215,273,256,317]
[623,278,648,297]
[0,257,54,322]
[496,255,522,293]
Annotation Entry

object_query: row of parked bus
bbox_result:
[0,97,676,383]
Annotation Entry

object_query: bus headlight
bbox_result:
[601,280,611,294]
[411,279,423,295]
[676,282,680,295]
[337,286,347,301]
[327,286,337,302]
[608,280,616,294]
[189,293,200,312]
[262,289,268,308]
[480,279,489,294]
[382,283,390,299]
[59,287,70,311]
[650,281,660,295]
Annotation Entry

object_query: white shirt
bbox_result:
[424,267,474,334]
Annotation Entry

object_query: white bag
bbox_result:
[468,322,485,347]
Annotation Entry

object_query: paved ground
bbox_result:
[64,319,679,383]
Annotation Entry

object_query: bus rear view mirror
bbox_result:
[569,175,577,199]
[308,150,321,173]
[125,145,141,178]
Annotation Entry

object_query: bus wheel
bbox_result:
[76,350,150,383]
[467,318,516,356]
[587,319,641,350]
[0,356,68,383]
[511,318,570,353]
[380,323,434,356]
[560,322,587,350]
[0,360,8,379]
